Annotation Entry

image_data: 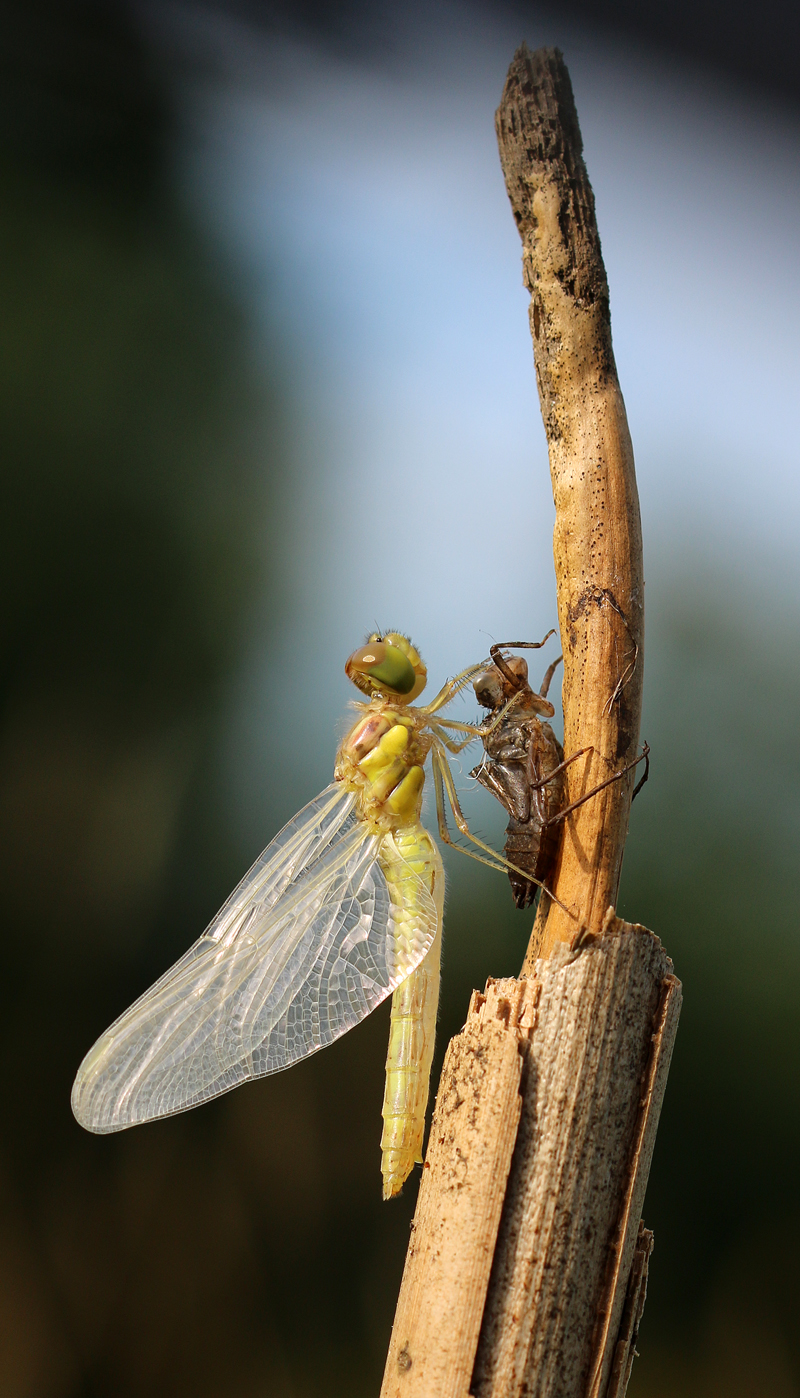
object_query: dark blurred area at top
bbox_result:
[232,0,800,109]
[1,0,169,199]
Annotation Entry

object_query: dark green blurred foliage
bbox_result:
[620,579,800,1396]
[0,7,416,1396]
[0,3,291,1393]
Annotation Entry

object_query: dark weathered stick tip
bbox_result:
[496,45,585,172]
[495,43,608,318]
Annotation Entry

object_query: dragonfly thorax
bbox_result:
[335,701,432,832]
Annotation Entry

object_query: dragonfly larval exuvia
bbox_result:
[471,640,650,909]
[71,632,556,1199]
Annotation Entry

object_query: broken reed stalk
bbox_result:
[383,936,680,1398]
[380,44,681,1398]
[499,45,645,964]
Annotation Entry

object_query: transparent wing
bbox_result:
[72,784,439,1133]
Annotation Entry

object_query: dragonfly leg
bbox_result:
[527,745,593,793]
[489,631,557,689]
[430,690,523,750]
[432,748,518,876]
[539,653,563,699]
[543,743,650,828]
[631,744,650,801]
[418,660,491,717]
[420,639,556,720]
[428,724,479,755]
[431,744,575,916]
[432,717,491,738]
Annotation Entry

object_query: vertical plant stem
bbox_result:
[494,44,645,960]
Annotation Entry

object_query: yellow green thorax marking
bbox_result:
[336,701,430,830]
[388,763,425,819]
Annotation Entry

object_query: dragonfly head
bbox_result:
[345,632,427,703]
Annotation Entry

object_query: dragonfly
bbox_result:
[471,637,650,908]
[71,632,539,1199]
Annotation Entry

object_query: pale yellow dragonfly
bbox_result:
[72,633,551,1198]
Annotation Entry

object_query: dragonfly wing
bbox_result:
[72,784,439,1132]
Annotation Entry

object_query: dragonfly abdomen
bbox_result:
[379,825,443,1199]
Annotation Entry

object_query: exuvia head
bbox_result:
[474,654,529,709]
[345,632,427,702]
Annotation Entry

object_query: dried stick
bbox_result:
[605,1222,655,1398]
[494,45,645,961]
[381,46,679,1398]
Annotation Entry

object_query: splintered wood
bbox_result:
[381,923,681,1398]
[605,1223,655,1398]
[473,923,680,1398]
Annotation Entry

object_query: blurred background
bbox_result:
[1,0,798,1394]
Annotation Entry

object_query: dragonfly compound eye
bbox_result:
[346,641,416,696]
[345,639,426,700]
[473,669,504,709]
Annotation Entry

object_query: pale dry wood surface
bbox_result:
[495,45,645,959]
[473,920,680,1398]
[584,932,681,1398]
